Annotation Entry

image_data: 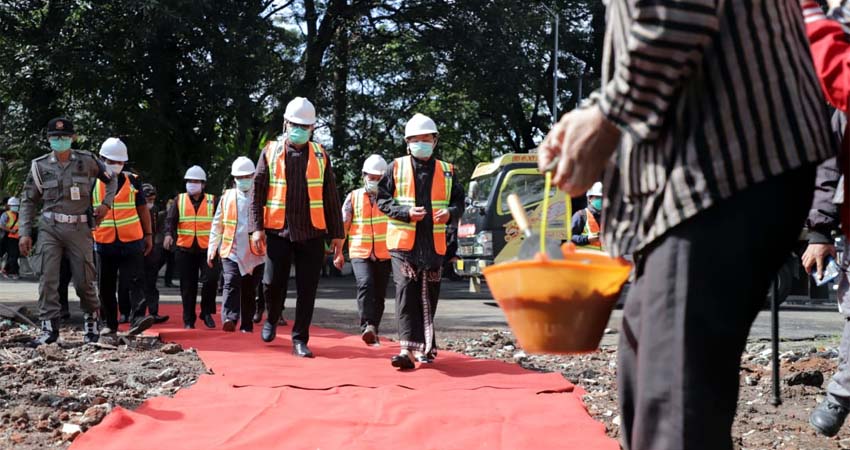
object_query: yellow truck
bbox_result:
[455,153,582,291]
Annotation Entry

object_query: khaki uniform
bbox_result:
[19,149,117,320]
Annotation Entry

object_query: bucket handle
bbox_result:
[539,171,572,254]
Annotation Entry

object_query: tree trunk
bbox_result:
[331,12,350,158]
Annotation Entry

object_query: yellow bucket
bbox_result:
[482,249,631,354]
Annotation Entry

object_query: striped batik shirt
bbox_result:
[591,0,836,257]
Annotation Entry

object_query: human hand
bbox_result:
[433,208,450,224]
[537,106,621,196]
[163,235,174,251]
[94,204,110,226]
[802,243,837,279]
[19,236,32,257]
[409,206,427,222]
[144,235,153,256]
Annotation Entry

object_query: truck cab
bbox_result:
[455,153,586,289]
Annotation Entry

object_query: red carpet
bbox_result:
[71,304,618,450]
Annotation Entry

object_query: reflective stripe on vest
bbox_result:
[92,173,143,244]
[6,211,19,239]
[219,189,239,258]
[348,188,390,260]
[386,156,453,255]
[582,208,602,251]
[177,192,215,249]
[263,140,327,230]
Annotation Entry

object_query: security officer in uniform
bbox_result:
[19,117,117,346]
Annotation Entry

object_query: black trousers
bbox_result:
[163,249,176,285]
[617,166,816,450]
[392,258,441,353]
[143,246,163,316]
[176,250,219,325]
[58,256,72,316]
[97,250,147,330]
[351,258,391,332]
[221,259,263,331]
[264,234,323,344]
[3,236,19,275]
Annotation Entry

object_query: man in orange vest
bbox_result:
[377,114,464,370]
[92,138,155,336]
[164,165,220,329]
[340,154,391,346]
[208,157,265,333]
[250,97,345,358]
[570,181,603,251]
[0,197,21,279]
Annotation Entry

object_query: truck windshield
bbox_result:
[468,175,496,207]
[498,172,555,214]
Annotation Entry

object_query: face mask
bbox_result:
[590,198,603,211]
[288,127,310,145]
[106,163,124,176]
[49,138,72,152]
[365,179,379,193]
[10,206,19,212]
[235,178,253,192]
[146,202,154,210]
[409,142,434,160]
[186,182,202,196]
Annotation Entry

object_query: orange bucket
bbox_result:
[482,249,631,354]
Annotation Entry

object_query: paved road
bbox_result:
[0,277,843,344]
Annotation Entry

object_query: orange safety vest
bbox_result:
[582,208,603,251]
[386,156,453,255]
[347,188,389,260]
[177,192,215,249]
[5,211,19,239]
[263,140,328,230]
[92,173,143,244]
[218,189,240,258]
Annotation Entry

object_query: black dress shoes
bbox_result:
[391,354,415,370]
[261,322,277,342]
[152,315,170,324]
[128,316,155,336]
[292,342,314,358]
[810,399,850,437]
[201,314,216,329]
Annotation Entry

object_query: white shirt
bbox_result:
[209,189,264,276]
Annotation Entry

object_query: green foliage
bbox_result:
[0,0,603,201]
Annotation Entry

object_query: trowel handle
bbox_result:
[507,194,531,235]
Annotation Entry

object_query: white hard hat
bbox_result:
[231,156,256,176]
[404,113,439,139]
[99,138,129,162]
[7,197,20,207]
[362,154,387,176]
[587,182,603,197]
[284,97,317,126]
[184,165,207,181]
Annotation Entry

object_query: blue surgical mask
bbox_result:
[49,137,72,152]
[10,206,19,212]
[590,198,603,211]
[186,182,203,196]
[409,142,433,160]
[365,179,379,193]
[235,178,253,192]
[288,127,310,145]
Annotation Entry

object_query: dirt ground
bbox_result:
[2,302,849,450]
[0,311,205,450]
